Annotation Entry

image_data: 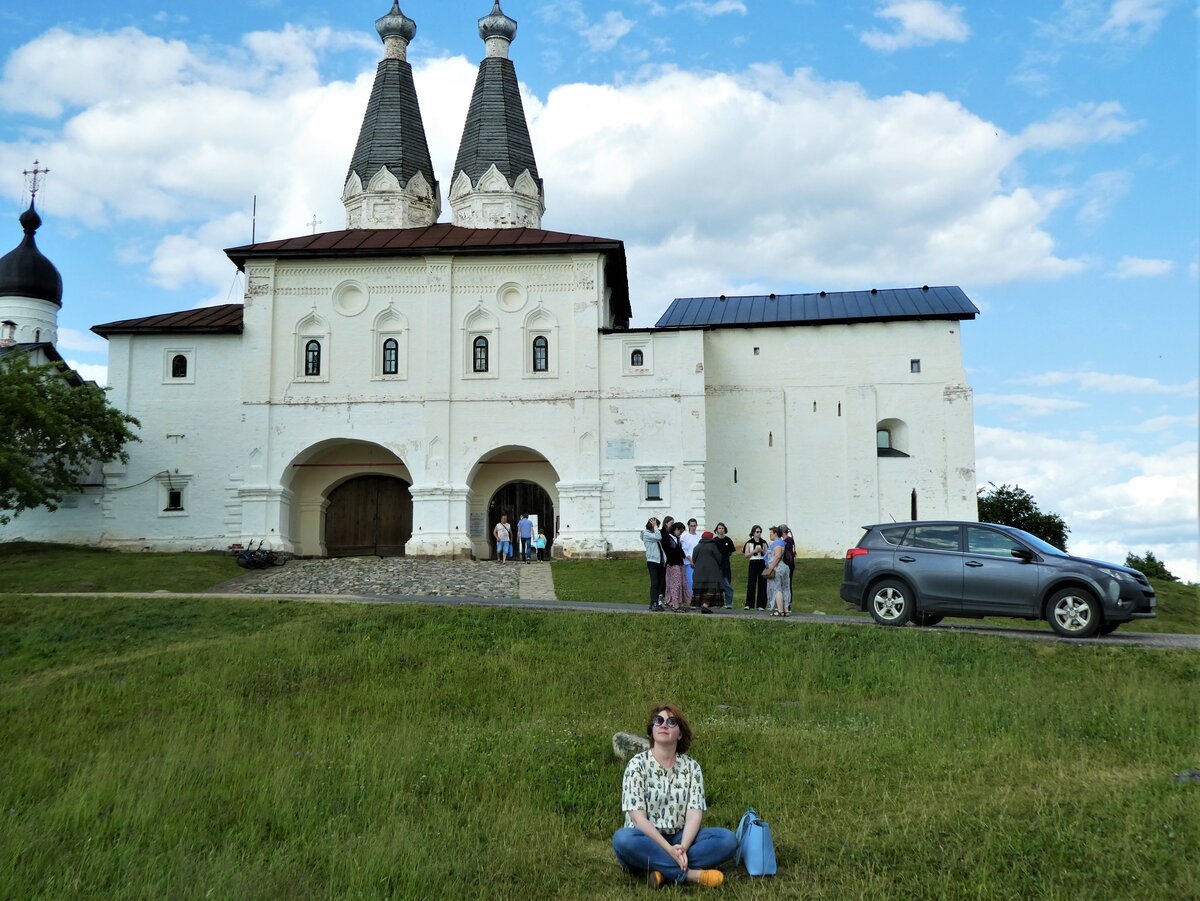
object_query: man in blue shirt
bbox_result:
[517,513,535,563]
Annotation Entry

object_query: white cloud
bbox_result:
[64,359,108,386]
[55,326,107,353]
[860,1,970,52]
[1019,370,1199,396]
[1109,256,1175,278]
[1018,102,1141,152]
[1035,0,1176,46]
[1121,413,1200,434]
[1075,170,1132,226]
[533,66,1086,318]
[974,394,1088,416]
[678,1,748,16]
[1100,0,1174,42]
[0,26,1128,324]
[976,425,1199,581]
[580,12,637,52]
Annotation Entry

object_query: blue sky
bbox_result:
[1,1,1196,578]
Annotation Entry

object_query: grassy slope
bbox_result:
[0,596,1196,899]
[0,542,241,593]
[552,558,1199,633]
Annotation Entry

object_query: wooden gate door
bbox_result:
[486,481,554,559]
[325,476,412,557]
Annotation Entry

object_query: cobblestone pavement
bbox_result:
[224,557,525,598]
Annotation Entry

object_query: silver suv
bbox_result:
[840,521,1157,638]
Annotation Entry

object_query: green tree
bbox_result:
[1123,550,1178,582]
[977,482,1070,550]
[0,354,140,524]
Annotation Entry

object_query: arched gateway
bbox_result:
[487,480,554,559]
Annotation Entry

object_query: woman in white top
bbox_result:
[612,703,737,887]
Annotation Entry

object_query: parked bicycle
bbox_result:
[234,539,287,569]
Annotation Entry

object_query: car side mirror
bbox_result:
[1011,548,1034,562]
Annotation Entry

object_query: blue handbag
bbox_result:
[735,807,777,876]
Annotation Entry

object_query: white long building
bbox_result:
[0,2,978,560]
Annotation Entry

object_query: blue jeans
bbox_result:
[685,562,694,591]
[520,536,532,560]
[612,826,737,884]
[722,576,734,607]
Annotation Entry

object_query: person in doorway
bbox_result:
[612,703,736,888]
[642,517,666,611]
[712,522,736,609]
[680,518,701,591]
[534,527,548,561]
[690,531,724,614]
[517,512,534,563]
[743,525,768,610]
[493,514,512,563]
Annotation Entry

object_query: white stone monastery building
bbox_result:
[0,2,978,559]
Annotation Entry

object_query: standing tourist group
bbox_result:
[642,518,795,616]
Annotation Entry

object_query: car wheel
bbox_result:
[1098,622,1120,636]
[1046,588,1102,638]
[869,579,915,627]
[912,612,944,627]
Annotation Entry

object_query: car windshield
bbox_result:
[1007,528,1069,558]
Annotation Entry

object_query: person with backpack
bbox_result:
[762,525,791,616]
[780,523,796,600]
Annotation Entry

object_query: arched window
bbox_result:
[305,340,322,377]
[382,338,399,375]
[473,336,489,373]
[171,354,188,379]
[877,428,891,450]
[630,349,644,367]
[532,336,549,372]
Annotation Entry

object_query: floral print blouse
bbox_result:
[620,749,706,832]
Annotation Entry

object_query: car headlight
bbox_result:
[1099,568,1133,582]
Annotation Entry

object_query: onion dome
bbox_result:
[479,1,518,45]
[0,204,62,307]
[376,1,416,44]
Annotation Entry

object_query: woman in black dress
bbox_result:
[742,525,768,610]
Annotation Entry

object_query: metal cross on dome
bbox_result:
[307,214,322,234]
[23,160,50,201]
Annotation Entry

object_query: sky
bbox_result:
[0,1,1196,579]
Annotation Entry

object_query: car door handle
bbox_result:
[966,560,983,567]
[898,556,916,563]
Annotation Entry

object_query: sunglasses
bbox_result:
[653,714,680,728]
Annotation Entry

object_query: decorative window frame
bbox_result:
[463,307,499,380]
[623,338,652,376]
[156,472,193,518]
[522,306,558,379]
[372,307,409,381]
[635,465,672,508]
[295,312,330,383]
[162,348,195,385]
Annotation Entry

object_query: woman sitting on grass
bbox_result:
[612,704,737,888]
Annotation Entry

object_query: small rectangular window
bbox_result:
[910,359,921,373]
[645,480,661,501]
[165,489,184,511]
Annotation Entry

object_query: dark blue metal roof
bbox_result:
[654,286,978,329]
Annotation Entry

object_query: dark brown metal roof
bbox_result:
[92,304,244,337]
[225,224,622,264]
